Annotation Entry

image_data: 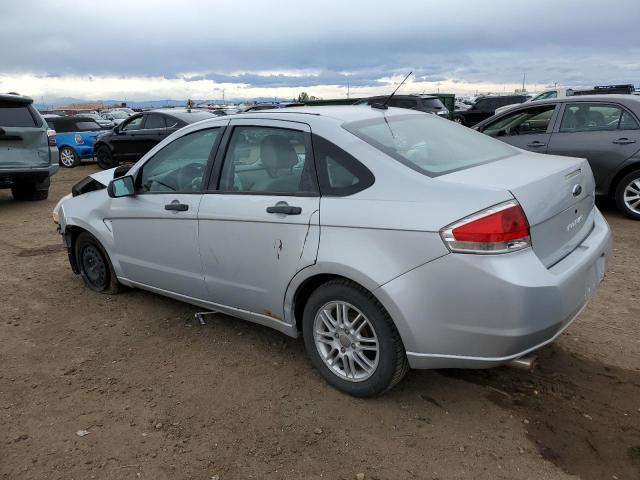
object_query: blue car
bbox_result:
[44,116,106,168]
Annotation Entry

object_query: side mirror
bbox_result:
[107,175,135,198]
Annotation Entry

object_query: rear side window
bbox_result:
[482,105,556,136]
[144,114,166,129]
[421,98,445,109]
[344,114,516,177]
[312,135,374,196]
[388,98,418,109]
[74,121,102,131]
[560,103,636,132]
[0,102,38,127]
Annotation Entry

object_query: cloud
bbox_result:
[1,0,638,100]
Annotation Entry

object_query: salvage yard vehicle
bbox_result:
[93,108,217,169]
[354,95,450,118]
[454,94,528,126]
[474,95,640,219]
[44,116,104,168]
[1,93,58,200]
[53,106,611,397]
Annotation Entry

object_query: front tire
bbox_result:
[96,145,116,170]
[75,232,121,293]
[302,279,408,397]
[453,115,465,125]
[615,170,640,220]
[59,146,79,168]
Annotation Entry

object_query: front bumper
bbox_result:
[376,208,612,369]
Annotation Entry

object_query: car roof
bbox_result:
[214,105,425,124]
[365,94,438,100]
[150,108,218,123]
[521,94,640,106]
[0,93,33,104]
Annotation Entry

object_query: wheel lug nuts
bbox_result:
[340,347,346,353]
[351,343,355,348]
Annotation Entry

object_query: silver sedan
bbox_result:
[53,106,611,396]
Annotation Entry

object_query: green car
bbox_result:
[0,93,59,200]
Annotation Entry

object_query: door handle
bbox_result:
[165,201,189,211]
[266,204,302,215]
[526,141,546,148]
[613,138,636,145]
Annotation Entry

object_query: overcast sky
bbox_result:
[1,0,639,102]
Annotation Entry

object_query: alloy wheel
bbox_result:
[60,148,76,167]
[313,301,379,382]
[623,178,640,214]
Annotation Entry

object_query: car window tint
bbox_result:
[0,103,38,127]
[619,110,639,130]
[475,99,489,110]
[389,98,417,109]
[344,114,516,176]
[421,98,445,109]
[165,116,179,128]
[144,114,166,129]
[313,135,374,196]
[560,104,624,132]
[219,126,316,194]
[139,128,220,193]
[121,116,144,131]
[483,105,556,136]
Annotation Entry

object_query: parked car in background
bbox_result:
[474,95,640,219]
[54,105,611,396]
[239,102,304,112]
[44,116,104,168]
[78,112,114,129]
[0,93,58,200]
[494,84,637,116]
[100,110,130,125]
[454,94,528,126]
[354,95,449,117]
[94,108,217,169]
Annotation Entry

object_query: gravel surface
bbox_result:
[1,165,638,480]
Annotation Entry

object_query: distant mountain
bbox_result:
[33,96,297,110]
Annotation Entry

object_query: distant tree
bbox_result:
[297,92,309,103]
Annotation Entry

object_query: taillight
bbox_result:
[47,129,56,147]
[440,200,531,254]
[74,134,84,145]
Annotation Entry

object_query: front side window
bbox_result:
[139,128,220,193]
[121,115,144,131]
[560,103,633,132]
[344,114,516,176]
[482,105,556,136]
[313,135,375,196]
[218,126,316,194]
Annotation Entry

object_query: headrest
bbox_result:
[260,135,299,170]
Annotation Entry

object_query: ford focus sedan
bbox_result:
[53,106,611,397]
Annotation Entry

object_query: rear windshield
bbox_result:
[0,102,39,127]
[421,98,445,109]
[343,114,516,176]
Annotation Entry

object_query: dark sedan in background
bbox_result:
[474,94,640,219]
[94,109,217,169]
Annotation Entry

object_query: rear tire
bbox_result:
[453,115,466,125]
[302,279,408,397]
[614,170,640,220]
[96,145,116,170]
[59,146,79,168]
[11,177,49,201]
[75,232,121,294]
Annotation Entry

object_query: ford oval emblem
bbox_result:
[572,184,582,197]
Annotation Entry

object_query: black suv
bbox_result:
[354,95,449,117]
[94,108,217,169]
[454,95,528,126]
[0,93,58,200]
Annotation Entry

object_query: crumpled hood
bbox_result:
[89,167,118,186]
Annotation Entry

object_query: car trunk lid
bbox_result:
[437,151,595,267]
[0,99,49,169]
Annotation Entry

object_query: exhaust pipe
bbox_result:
[507,355,537,371]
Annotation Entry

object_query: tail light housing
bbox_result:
[47,129,56,147]
[440,200,531,254]
[74,134,84,145]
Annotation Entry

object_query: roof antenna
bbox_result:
[372,71,413,110]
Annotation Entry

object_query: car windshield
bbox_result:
[421,98,445,109]
[343,114,516,176]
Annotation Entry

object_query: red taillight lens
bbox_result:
[440,200,531,254]
[47,129,56,147]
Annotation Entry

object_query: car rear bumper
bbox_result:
[375,208,612,369]
[0,164,59,184]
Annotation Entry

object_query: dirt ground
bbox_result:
[1,165,639,480]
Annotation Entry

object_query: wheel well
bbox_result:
[293,274,372,333]
[64,225,85,272]
[609,162,640,196]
